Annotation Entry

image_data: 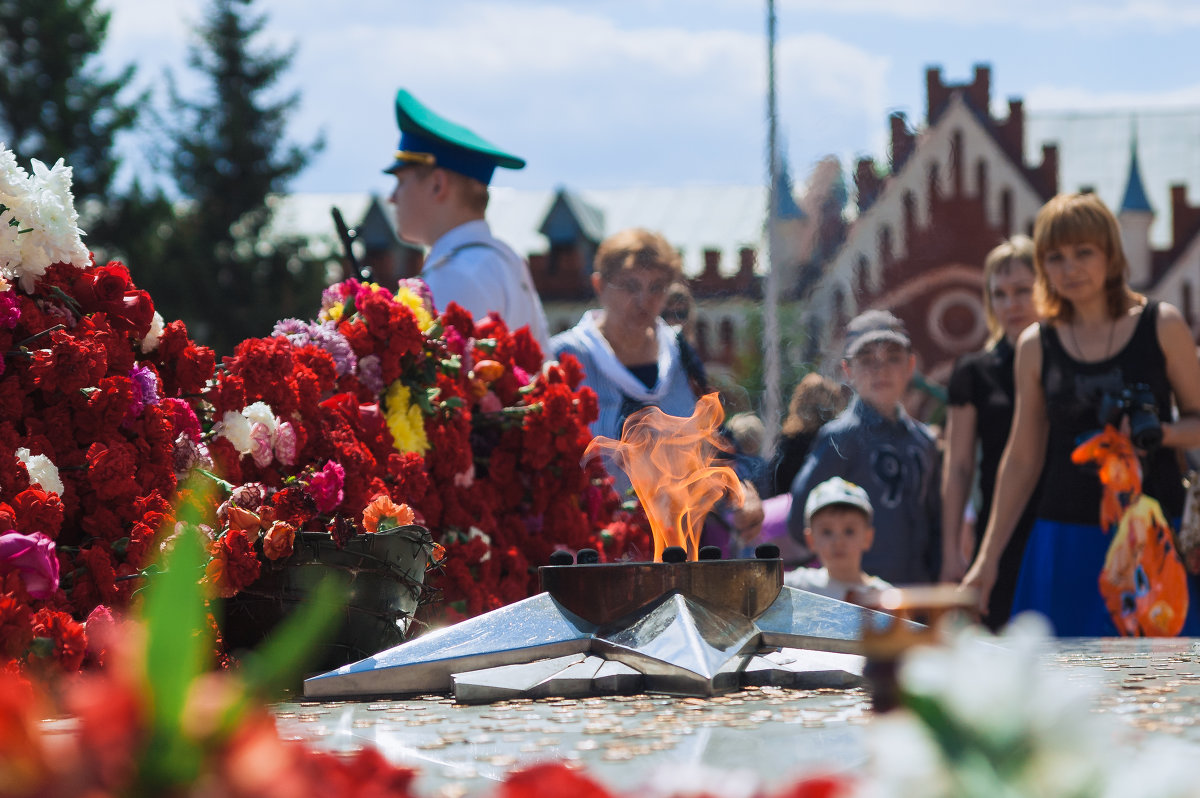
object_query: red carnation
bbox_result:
[85,440,140,500]
[9,488,64,539]
[30,608,87,672]
[29,329,108,394]
[0,592,33,659]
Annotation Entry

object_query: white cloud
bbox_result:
[275,3,888,191]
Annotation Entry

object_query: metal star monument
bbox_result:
[305,553,915,704]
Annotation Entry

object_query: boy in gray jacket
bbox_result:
[787,310,941,584]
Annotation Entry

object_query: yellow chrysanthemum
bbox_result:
[320,300,345,324]
[384,381,429,455]
[395,286,434,332]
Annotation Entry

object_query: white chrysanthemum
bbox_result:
[242,401,277,432]
[29,158,88,269]
[0,147,90,291]
[213,409,255,455]
[0,209,22,269]
[15,447,65,496]
[0,143,29,190]
[140,311,165,353]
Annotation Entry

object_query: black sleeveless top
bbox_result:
[948,339,1040,536]
[1037,301,1184,523]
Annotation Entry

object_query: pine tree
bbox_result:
[153,0,325,354]
[0,0,157,258]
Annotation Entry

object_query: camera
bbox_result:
[1098,383,1163,451]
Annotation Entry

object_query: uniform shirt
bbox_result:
[422,219,550,354]
[786,398,941,585]
[784,566,891,602]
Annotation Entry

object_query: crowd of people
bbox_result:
[381,88,1200,636]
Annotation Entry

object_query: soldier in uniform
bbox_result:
[385,89,550,353]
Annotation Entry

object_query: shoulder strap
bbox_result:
[675,329,709,398]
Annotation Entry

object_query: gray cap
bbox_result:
[843,309,911,359]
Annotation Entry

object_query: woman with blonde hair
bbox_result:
[962,193,1200,634]
[550,229,700,482]
[940,236,1039,627]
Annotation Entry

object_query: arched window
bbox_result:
[695,317,711,361]
[1001,187,1014,235]
[976,159,988,201]
[719,318,736,362]
[928,162,941,202]
[903,191,916,234]
[951,129,964,196]
[878,226,892,269]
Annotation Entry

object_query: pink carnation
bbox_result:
[306,460,345,514]
[249,422,274,468]
[274,421,298,466]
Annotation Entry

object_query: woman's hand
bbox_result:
[939,551,969,585]
[960,557,997,617]
[731,481,764,544]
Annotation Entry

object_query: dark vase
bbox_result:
[221,526,434,673]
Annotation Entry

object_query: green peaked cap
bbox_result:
[386,89,525,184]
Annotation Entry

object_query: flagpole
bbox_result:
[762,0,783,453]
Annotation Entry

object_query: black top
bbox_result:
[626,363,658,390]
[768,430,817,497]
[1038,301,1184,523]
[948,339,1021,532]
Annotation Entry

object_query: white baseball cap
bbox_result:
[804,477,873,525]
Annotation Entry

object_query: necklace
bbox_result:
[1066,315,1117,363]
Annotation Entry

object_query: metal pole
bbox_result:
[762,0,783,453]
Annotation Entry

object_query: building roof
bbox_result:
[1027,108,1200,246]
[269,184,772,278]
[1120,141,1153,213]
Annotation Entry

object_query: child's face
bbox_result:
[842,341,915,415]
[804,506,874,581]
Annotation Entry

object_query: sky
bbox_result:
[96,0,1200,201]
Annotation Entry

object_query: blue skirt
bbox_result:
[1012,518,1200,636]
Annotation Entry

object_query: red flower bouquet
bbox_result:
[198,276,649,630]
[1,145,215,674]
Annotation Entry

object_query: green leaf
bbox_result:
[195,467,235,495]
[230,574,348,711]
[137,478,216,789]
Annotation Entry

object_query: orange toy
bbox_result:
[1072,426,1189,636]
[1071,426,1142,533]
[1099,495,1189,636]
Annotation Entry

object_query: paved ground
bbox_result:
[273,638,1200,797]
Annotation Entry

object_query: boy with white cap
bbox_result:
[785,476,892,602]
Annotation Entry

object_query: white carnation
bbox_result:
[140,311,165,353]
[242,401,278,433]
[15,447,65,496]
[213,409,255,454]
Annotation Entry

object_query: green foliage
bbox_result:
[0,0,170,260]
[134,476,347,792]
[141,0,327,355]
[140,494,212,789]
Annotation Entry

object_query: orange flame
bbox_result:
[585,393,744,561]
